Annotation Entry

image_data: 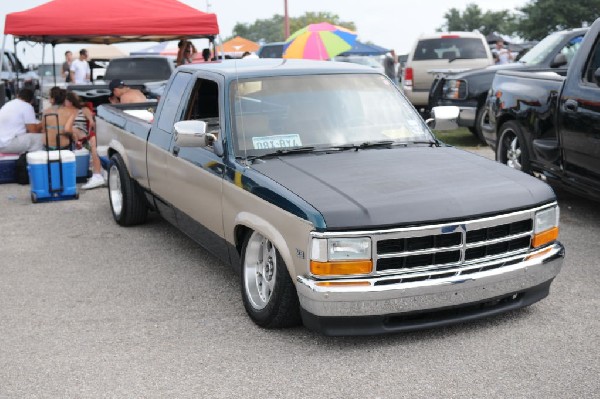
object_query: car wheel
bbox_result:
[108,153,148,226]
[241,230,301,328]
[496,121,531,173]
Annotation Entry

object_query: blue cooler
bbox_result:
[27,150,78,203]
[74,148,90,182]
[0,153,19,183]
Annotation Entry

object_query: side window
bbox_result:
[182,78,220,139]
[560,35,584,65]
[157,72,193,132]
[583,36,600,86]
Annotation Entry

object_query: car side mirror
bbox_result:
[174,120,209,147]
[550,53,567,68]
[427,106,460,131]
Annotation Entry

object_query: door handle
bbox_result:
[564,99,579,112]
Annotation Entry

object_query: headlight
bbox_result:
[443,79,467,100]
[310,237,372,276]
[532,206,559,248]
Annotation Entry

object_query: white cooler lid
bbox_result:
[27,150,76,164]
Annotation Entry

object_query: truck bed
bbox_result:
[96,102,158,189]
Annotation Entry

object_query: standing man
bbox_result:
[384,49,398,86]
[62,51,73,83]
[0,89,43,154]
[70,49,91,84]
[495,40,513,65]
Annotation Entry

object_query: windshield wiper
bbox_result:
[448,57,470,63]
[329,141,397,151]
[411,139,441,147]
[240,146,316,162]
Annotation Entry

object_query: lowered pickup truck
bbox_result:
[96,59,564,336]
[487,18,600,201]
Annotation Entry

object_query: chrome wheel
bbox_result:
[109,164,123,217]
[505,134,522,170]
[243,232,277,310]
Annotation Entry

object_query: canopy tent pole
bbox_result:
[0,35,6,88]
[52,43,56,87]
[41,42,46,101]
[14,37,19,93]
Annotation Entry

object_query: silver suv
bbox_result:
[402,32,493,110]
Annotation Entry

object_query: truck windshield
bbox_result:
[519,33,564,65]
[104,58,172,81]
[230,74,433,157]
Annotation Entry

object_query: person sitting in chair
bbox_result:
[108,79,147,104]
[41,89,77,150]
[0,89,43,154]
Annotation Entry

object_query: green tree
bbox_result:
[515,0,600,40]
[439,3,516,36]
[231,15,285,43]
[230,12,356,43]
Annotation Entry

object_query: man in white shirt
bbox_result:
[0,89,43,154]
[494,40,513,65]
[70,49,91,84]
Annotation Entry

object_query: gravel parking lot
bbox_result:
[1,150,598,398]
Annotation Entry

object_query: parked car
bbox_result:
[402,31,494,112]
[1,50,40,109]
[68,56,174,109]
[486,18,600,201]
[257,42,285,58]
[429,28,587,141]
[333,55,384,74]
[36,62,66,98]
[95,59,564,335]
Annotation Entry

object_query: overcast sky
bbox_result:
[1,0,530,64]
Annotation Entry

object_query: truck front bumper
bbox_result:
[296,243,564,335]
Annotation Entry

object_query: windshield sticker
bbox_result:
[252,134,303,150]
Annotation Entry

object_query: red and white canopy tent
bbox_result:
[2,0,219,86]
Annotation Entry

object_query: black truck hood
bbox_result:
[251,146,555,229]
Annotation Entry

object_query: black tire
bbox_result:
[475,106,492,144]
[241,230,301,329]
[496,120,531,173]
[108,153,148,226]
[31,192,37,204]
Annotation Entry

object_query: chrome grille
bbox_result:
[310,203,556,281]
[374,218,533,275]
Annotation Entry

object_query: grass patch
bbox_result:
[433,127,488,148]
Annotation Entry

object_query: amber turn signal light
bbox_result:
[310,260,373,276]
[315,281,371,287]
[532,227,559,248]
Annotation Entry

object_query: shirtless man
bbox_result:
[108,79,147,104]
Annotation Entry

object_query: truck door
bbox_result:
[165,75,228,262]
[147,71,194,224]
[558,35,600,185]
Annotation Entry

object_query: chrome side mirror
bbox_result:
[174,120,208,147]
[427,106,460,131]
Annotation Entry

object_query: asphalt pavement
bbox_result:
[1,149,599,398]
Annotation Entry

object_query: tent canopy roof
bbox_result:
[5,0,219,44]
[221,36,259,53]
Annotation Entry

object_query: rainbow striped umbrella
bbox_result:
[283,22,357,60]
